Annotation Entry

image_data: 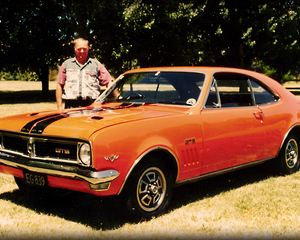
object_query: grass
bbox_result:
[0,81,57,117]
[1,81,300,239]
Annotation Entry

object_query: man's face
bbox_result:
[74,40,89,62]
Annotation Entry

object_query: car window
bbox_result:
[205,73,253,108]
[250,80,278,105]
[122,74,180,101]
[205,79,220,108]
[100,72,205,106]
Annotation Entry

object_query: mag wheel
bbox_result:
[125,161,174,220]
[278,134,300,175]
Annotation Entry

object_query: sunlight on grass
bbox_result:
[0,81,57,91]
[0,171,297,239]
[0,103,57,118]
[0,80,57,117]
[101,172,300,239]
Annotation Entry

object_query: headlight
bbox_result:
[78,143,91,166]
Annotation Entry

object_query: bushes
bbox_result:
[0,68,39,81]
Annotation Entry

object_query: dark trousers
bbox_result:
[65,98,96,109]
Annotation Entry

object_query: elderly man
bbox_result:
[56,38,113,109]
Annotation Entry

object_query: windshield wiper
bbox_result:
[117,92,145,101]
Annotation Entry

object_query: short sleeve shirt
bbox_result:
[57,57,113,99]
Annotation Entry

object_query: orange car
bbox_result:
[0,67,299,219]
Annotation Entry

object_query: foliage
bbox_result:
[0,68,39,81]
[1,0,300,92]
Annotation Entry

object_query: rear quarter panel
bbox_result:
[257,74,300,158]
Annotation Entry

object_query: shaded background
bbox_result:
[1,0,300,96]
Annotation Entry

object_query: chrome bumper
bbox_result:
[0,152,119,185]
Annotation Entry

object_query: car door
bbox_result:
[200,73,266,174]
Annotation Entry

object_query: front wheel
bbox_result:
[277,134,300,175]
[125,161,174,220]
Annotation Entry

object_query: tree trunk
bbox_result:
[41,65,49,97]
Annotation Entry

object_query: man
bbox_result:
[56,38,113,110]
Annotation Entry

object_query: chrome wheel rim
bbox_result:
[136,167,167,212]
[285,139,298,169]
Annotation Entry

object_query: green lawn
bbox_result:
[0,81,57,117]
[1,81,300,239]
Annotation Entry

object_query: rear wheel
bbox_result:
[125,159,174,220]
[277,134,300,175]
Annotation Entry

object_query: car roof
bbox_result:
[123,66,268,80]
[123,66,280,87]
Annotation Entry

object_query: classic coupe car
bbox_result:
[0,67,299,219]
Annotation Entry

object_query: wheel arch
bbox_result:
[117,147,179,195]
[277,123,300,157]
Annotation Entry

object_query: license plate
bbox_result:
[23,171,48,187]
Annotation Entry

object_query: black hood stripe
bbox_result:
[21,108,105,134]
[21,104,142,134]
[31,115,68,134]
[21,113,61,133]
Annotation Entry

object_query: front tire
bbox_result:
[277,134,300,175]
[125,160,174,220]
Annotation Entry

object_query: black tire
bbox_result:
[124,159,174,220]
[277,133,300,175]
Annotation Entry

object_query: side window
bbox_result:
[250,80,278,105]
[205,73,254,108]
[205,79,220,108]
[217,78,253,107]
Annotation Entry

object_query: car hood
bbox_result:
[0,104,182,139]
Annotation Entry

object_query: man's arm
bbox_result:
[56,64,66,110]
[56,83,64,110]
[98,64,113,87]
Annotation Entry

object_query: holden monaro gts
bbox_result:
[0,67,299,219]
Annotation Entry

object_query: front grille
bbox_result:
[0,132,86,165]
[2,135,28,154]
[35,141,78,160]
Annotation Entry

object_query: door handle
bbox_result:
[254,111,263,119]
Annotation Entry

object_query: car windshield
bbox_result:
[97,71,205,106]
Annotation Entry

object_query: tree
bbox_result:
[0,0,72,95]
[253,1,300,81]
[1,0,300,91]
[0,0,130,93]
[123,0,208,68]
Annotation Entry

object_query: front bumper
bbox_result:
[0,152,119,187]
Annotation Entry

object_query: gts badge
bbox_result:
[105,155,119,162]
[55,148,70,154]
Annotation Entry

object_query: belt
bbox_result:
[66,97,94,101]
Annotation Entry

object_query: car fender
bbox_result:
[277,123,300,158]
[89,118,182,193]
[117,144,180,195]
